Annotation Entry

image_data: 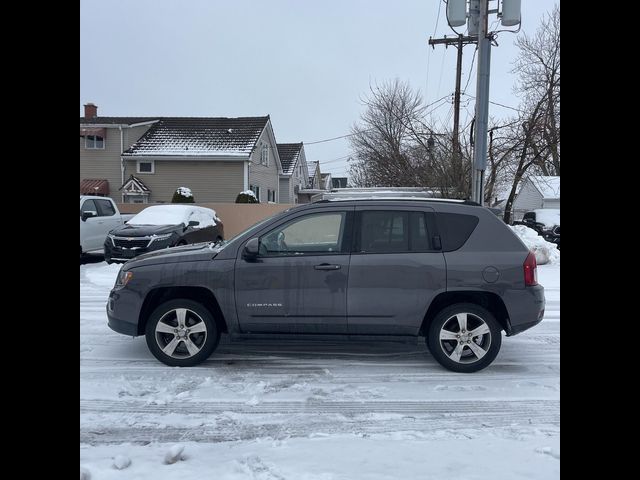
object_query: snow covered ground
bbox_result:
[80,262,560,479]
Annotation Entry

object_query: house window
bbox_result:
[85,135,104,149]
[251,184,261,201]
[267,189,276,203]
[137,160,155,174]
[261,144,269,166]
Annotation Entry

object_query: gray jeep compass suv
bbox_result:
[107,198,544,373]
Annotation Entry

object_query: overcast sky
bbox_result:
[80,0,558,180]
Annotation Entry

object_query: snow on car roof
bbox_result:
[128,205,218,226]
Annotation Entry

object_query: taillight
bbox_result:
[523,251,538,286]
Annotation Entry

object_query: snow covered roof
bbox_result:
[529,176,560,199]
[277,143,303,175]
[80,116,159,125]
[122,117,270,157]
[119,174,150,192]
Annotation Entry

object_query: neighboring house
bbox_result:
[512,175,560,221]
[81,104,284,203]
[332,177,348,189]
[320,173,332,191]
[297,161,324,203]
[80,103,158,198]
[307,161,321,189]
[277,143,309,204]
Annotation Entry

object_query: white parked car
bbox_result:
[80,196,134,259]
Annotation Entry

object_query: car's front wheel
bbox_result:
[145,299,220,367]
[426,303,502,373]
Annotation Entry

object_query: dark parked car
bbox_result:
[107,197,544,373]
[515,209,560,250]
[104,205,223,264]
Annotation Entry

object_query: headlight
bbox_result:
[115,268,133,287]
[149,233,173,243]
[107,234,116,246]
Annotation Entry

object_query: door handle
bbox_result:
[314,264,341,270]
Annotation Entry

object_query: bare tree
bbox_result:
[348,79,471,197]
[348,79,425,187]
[512,4,560,176]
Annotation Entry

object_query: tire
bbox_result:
[145,299,220,367]
[426,303,502,373]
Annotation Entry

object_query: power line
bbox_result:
[461,93,523,113]
[304,128,375,145]
[462,46,478,95]
[433,0,443,37]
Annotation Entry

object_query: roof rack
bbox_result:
[311,190,478,205]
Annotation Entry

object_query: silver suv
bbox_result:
[107,198,544,373]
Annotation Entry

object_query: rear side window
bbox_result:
[438,213,479,252]
[95,199,116,217]
[359,211,432,253]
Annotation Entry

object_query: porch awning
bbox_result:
[80,179,109,196]
[79,127,106,137]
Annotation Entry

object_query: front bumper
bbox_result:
[104,238,172,262]
[106,287,143,337]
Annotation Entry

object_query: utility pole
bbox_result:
[436,0,521,205]
[470,0,491,205]
[428,34,475,184]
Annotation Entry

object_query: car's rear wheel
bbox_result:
[145,299,220,367]
[426,303,502,373]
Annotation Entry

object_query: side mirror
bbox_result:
[81,211,97,221]
[188,220,200,227]
[243,237,260,259]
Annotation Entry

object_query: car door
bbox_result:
[347,206,447,335]
[94,199,122,233]
[80,199,104,252]
[235,208,354,334]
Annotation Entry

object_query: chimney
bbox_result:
[84,103,98,119]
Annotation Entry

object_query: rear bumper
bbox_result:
[503,285,545,336]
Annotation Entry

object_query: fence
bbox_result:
[117,203,295,239]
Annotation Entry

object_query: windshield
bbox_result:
[128,206,192,226]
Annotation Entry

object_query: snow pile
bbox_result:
[176,187,193,198]
[164,444,185,464]
[113,454,131,470]
[511,225,560,265]
[239,190,257,199]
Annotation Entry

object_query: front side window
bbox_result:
[85,135,104,149]
[260,212,346,256]
[359,211,431,253]
[81,199,98,216]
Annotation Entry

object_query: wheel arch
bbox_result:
[138,286,228,336]
[420,290,511,336]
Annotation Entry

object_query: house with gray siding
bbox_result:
[80,103,157,198]
[81,103,284,204]
[122,116,282,203]
[277,143,309,204]
[512,175,560,221]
